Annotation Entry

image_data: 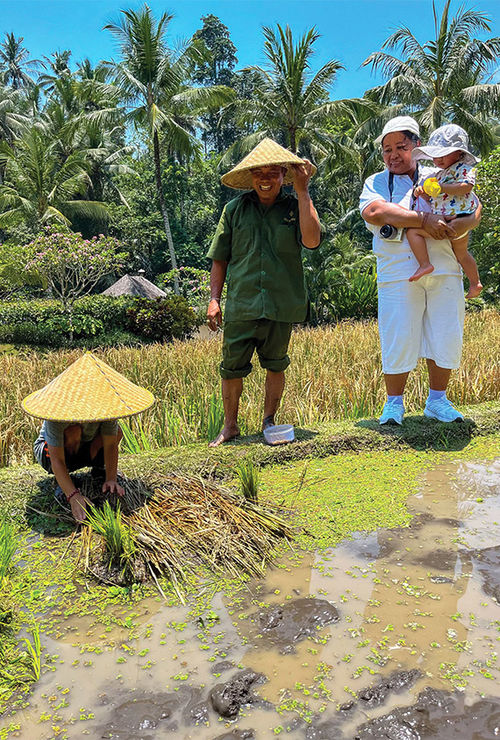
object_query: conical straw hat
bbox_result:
[22,352,155,422]
[221,137,317,190]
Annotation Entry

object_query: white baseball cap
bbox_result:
[375,116,420,145]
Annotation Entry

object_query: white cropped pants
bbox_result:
[378,275,465,375]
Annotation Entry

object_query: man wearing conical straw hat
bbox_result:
[206,137,321,446]
[22,353,154,522]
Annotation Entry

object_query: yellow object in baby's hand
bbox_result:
[423,177,442,197]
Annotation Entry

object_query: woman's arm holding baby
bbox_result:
[446,199,482,238]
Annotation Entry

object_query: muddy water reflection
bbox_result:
[4,458,500,739]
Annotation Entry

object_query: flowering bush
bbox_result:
[24,229,127,337]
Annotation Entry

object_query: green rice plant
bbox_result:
[86,501,136,577]
[156,402,184,446]
[119,418,151,454]
[1,623,42,685]
[203,391,225,441]
[0,517,16,584]
[21,625,42,682]
[237,460,259,503]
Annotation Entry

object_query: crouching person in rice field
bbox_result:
[22,352,155,523]
[206,138,322,447]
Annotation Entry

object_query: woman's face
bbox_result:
[381,132,418,175]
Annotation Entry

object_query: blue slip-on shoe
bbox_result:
[424,397,464,423]
[379,400,404,426]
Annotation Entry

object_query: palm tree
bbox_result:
[362,0,500,155]
[0,85,32,184]
[38,50,72,93]
[251,25,345,153]
[0,33,41,89]
[0,128,109,230]
[224,24,373,168]
[104,4,233,293]
[0,85,23,144]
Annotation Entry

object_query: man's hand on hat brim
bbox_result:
[292,160,313,194]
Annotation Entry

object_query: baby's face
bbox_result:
[432,151,462,169]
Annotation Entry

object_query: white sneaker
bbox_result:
[379,400,404,425]
[424,397,464,423]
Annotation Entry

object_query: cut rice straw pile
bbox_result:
[86,473,296,590]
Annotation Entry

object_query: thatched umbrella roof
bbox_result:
[102,274,166,298]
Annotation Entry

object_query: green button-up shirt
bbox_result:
[207,190,312,323]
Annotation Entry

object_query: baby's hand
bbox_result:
[413,185,430,201]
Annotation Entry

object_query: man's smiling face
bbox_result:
[250,165,286,204]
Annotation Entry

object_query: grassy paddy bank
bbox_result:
[0,402,499,715]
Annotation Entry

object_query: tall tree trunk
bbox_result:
[62,297,74,342]
[153,130,180,295]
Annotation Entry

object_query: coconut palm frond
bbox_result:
[64,199,110,221]
[361,1,499,154]
[171,84,235,113]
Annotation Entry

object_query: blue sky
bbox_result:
[1,0,499,99]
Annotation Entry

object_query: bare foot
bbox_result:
[466,283,483,299]
[409,264,434,282]
[208,426,240,448]
[262,414,275,432]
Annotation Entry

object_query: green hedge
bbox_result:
[0,295,198,348]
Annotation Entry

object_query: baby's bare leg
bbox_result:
[452,234,482,298]
[407,228,434,281]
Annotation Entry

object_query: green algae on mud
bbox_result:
[0,412,498,716]
[258,432,500,551]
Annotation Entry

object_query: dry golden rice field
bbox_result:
[1,310,498,466]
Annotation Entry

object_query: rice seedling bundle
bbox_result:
[84,473,295,589]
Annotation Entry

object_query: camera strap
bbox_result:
[388,165,419,210]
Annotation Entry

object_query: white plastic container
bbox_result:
[263,423,295,445]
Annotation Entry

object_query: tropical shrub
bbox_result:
[160,266,226,322]
[126,296,197,342]
[472,147,500,300]
[305,233,377,323]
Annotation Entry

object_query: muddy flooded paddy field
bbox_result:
[2,455,500,739]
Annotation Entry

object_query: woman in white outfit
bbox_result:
[359,116,481,425]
